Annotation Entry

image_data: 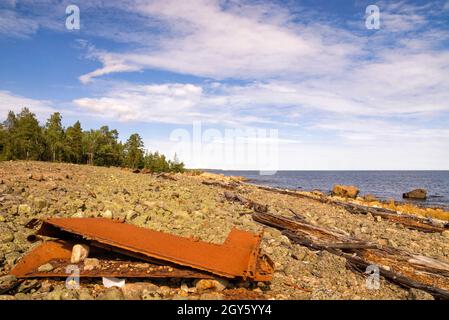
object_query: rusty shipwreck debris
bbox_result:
[223,191,449,299]
[11,218,273,282]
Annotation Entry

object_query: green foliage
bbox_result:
[124,133,144,169]
[65,121,83,163]
[44,112,65,162]
[0,108,184,173]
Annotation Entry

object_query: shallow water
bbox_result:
[208,170,449,209]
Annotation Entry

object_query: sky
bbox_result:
[1,0,449,170]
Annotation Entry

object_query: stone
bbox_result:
[0,229,14,243]
[408,288,434,300]
[173,210,189,220]
[0,275,17,293]
[83,258,100,271]
[441,230,449,238]
[17,279,40,293]
[375,216,382,222]
[363,194,377,202]
[17,204,31,215]
[33,198,47,210]
[125,210,138,221]
[45,290,62,300]
[14,293,31,300]
[97,287,124,300]
[195,279,228,292]
[403,189,427,200]
[0,295,16,300]
[332,185,359,198]
[61,290,79,300]
[78,290,94,300]
[199,292,224,300]
[37,263,54,272]
[71,212,84,218]
[101,210,113,219]
[121,282,159,300]
[30,174,44,182]
[70,244,90,263]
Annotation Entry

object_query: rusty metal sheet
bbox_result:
[11,240,212,279]
[36,218,273,281]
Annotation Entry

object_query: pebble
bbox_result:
[195,279,227,292]
[71,244,90,263]
[17,204,31,215]
[37,263,54,272]
[97,287,124,300]
[83,258,100,271]
[101,210,113,219]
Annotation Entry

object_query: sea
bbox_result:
[207,170,449,209]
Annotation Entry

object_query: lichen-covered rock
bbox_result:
[17,204,31,215]
[0,227,14,243]
[97,287,124,300]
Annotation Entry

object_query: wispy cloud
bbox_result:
[0,90,56,120]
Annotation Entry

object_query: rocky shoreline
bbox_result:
[1,161,448,300]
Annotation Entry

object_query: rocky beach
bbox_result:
[1,161,448,300]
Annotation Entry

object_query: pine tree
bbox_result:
[14,108,45,160]
[124,133,144,169]
[44,112,65,162]
[65,121,83,163]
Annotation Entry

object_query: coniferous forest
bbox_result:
[0,108,185,172]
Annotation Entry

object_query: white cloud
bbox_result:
[79,0,362,82]
[0,90,56,120]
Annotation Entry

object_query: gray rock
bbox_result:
[408,288,434,300]
[97,287,124,300]
[37,263,54,272]
[83,258,100,271]
[78,290,94,300]
[17,279,40,293]
[0,229,14,243]
[33,198,47,210]
[0,275,18,294]
[61,290,79,300]
[17,204,31,215]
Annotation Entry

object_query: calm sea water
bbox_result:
[208,170,449,209]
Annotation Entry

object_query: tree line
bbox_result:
[0,108,185,172]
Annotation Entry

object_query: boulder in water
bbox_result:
[403,189,427,200]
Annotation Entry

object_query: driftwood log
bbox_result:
[252,185,448,233]
[224,191,449,299]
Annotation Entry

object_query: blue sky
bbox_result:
[1,0,449,170]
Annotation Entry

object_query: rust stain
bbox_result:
[34,218,273,281]
[11,240,213,279]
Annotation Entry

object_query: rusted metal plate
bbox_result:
[11,240,212,279]
[36,218,273,281]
